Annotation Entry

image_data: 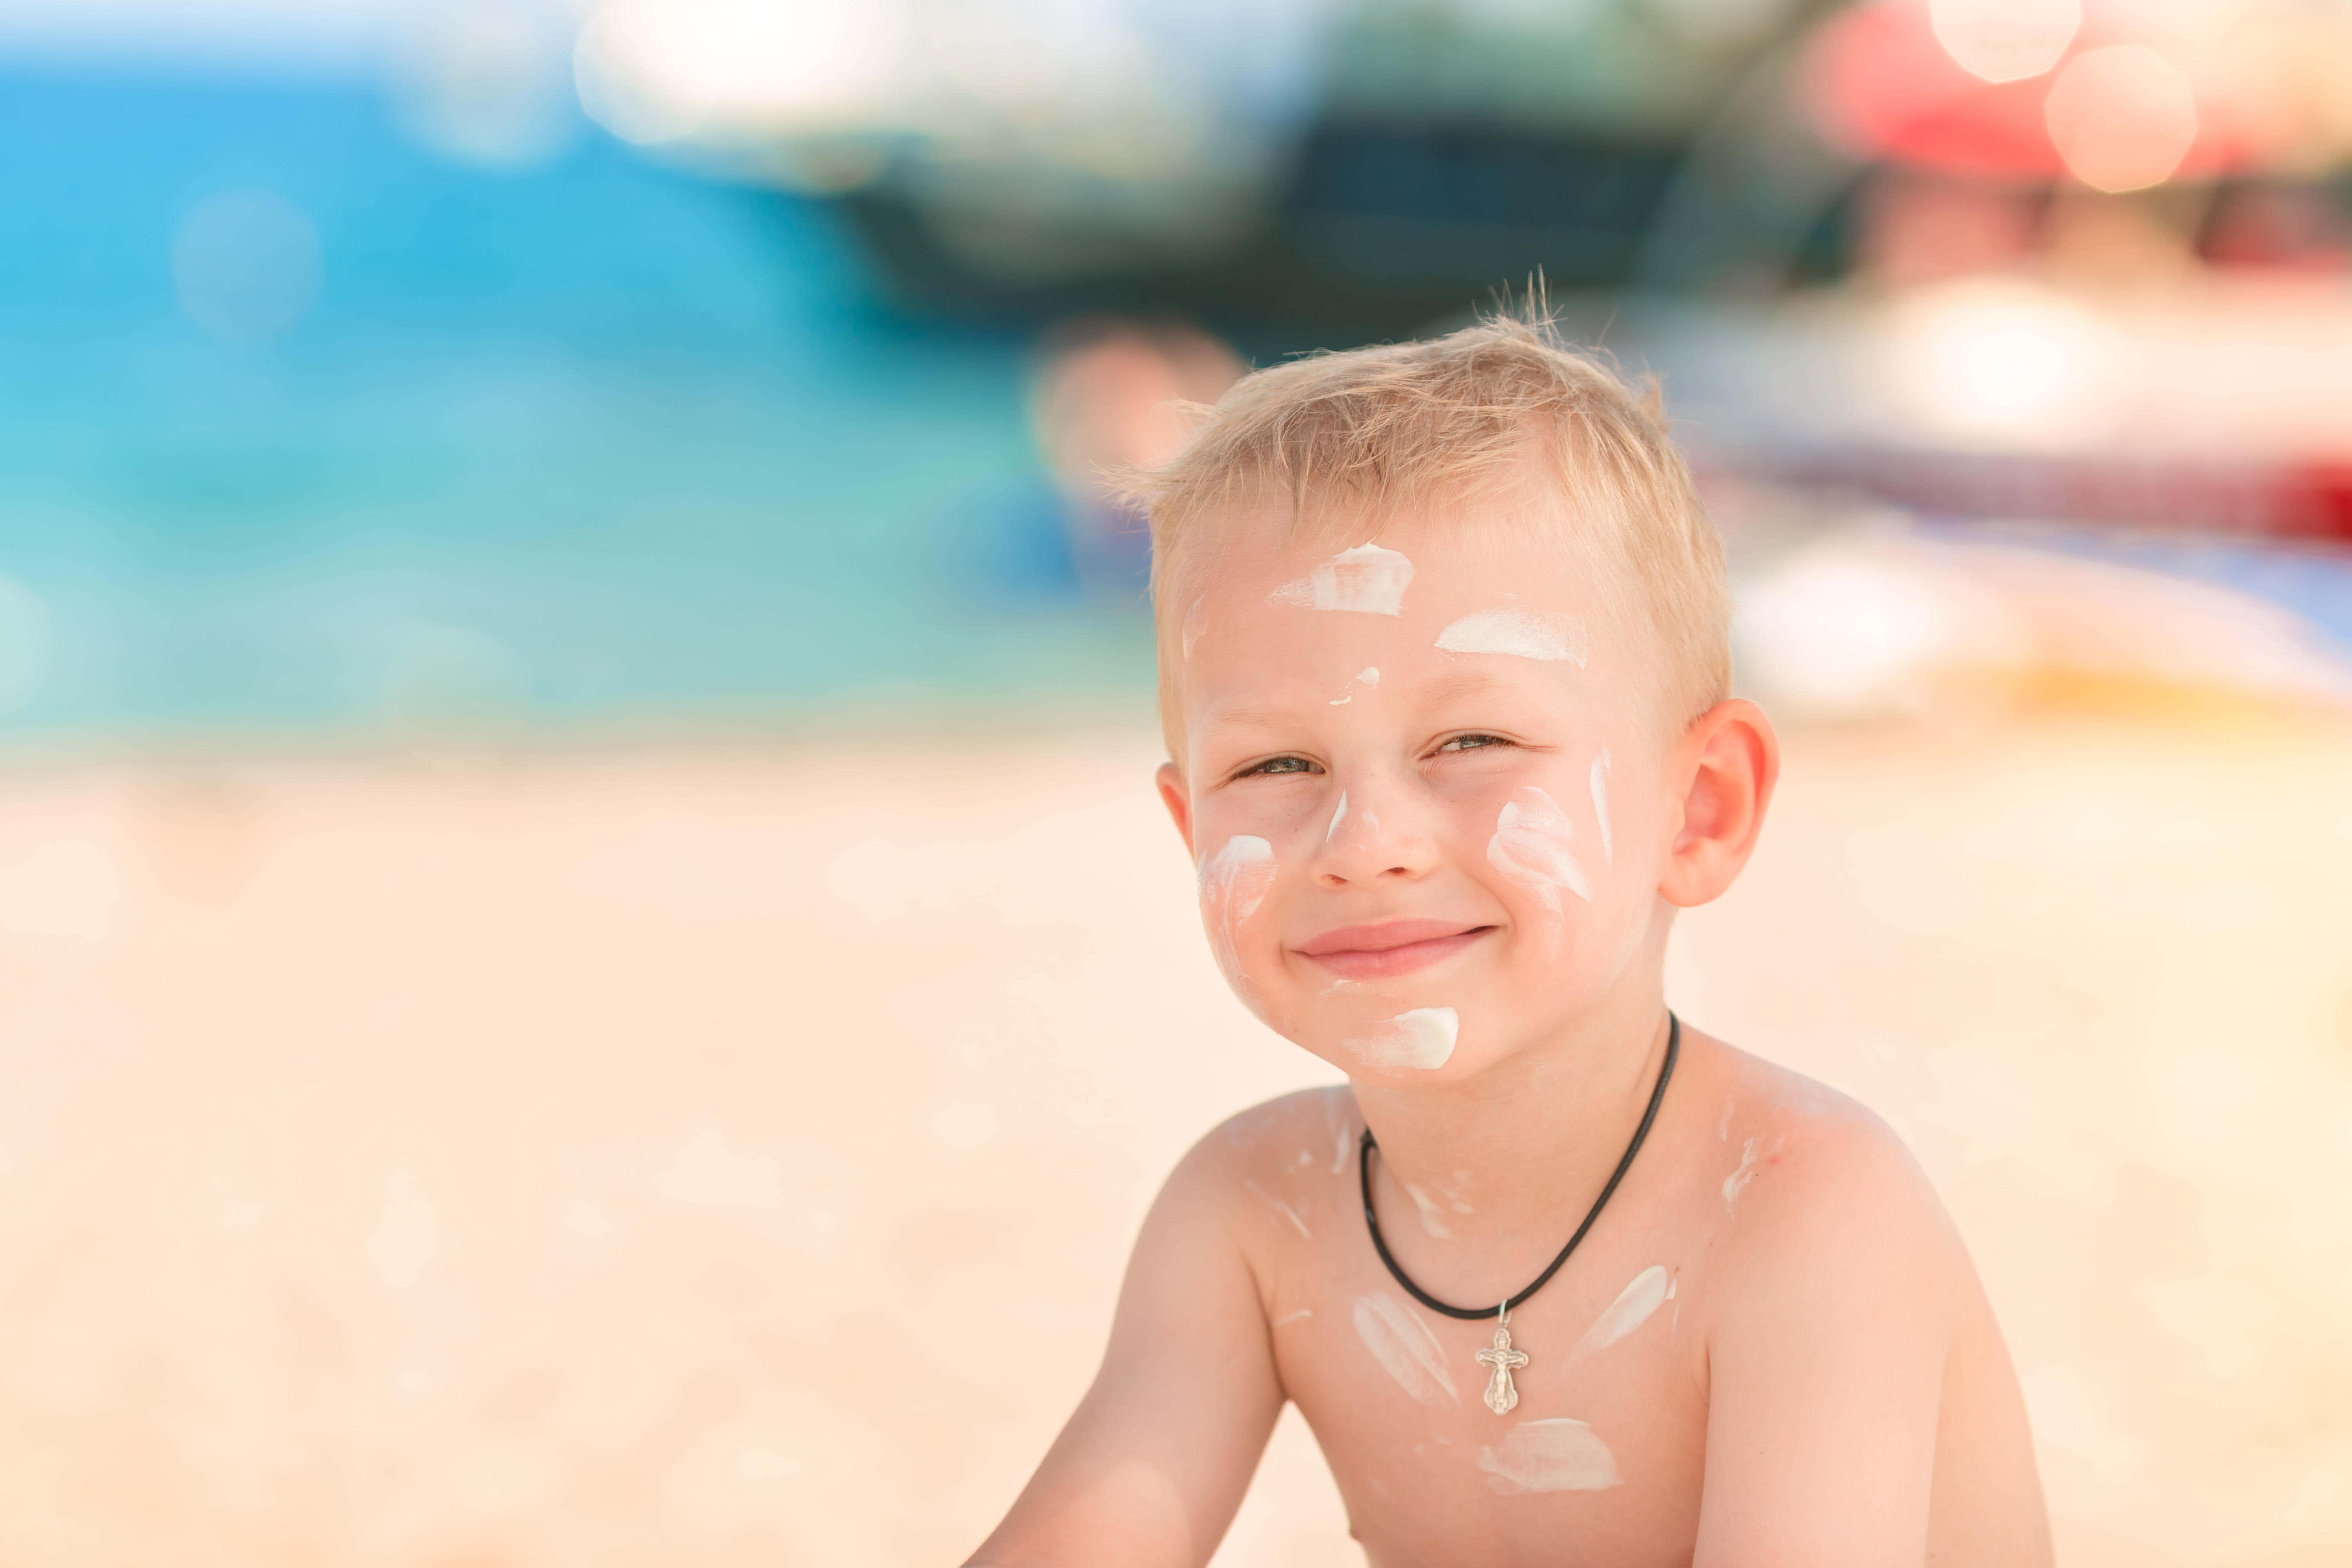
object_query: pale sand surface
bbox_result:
[2,715,2350,1566]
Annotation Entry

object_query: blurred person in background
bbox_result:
[1031,319,1244,595]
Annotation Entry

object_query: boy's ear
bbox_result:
[1154,762,1196,859]
[1659,698,1778,909]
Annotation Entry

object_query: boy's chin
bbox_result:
[1267,1005,1480,1082]
[1275,1000,1610,1084]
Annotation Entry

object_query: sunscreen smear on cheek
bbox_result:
[1590,748,1614,866]
[1488,788,1592,909]
[1198,835,1277,1001]
[1198,834,1275,921]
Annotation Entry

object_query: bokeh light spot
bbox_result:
[2045,43,2200,193]
[171,189,323,343]
[387,4,579,170]
[0,839,120,942]
[1929,0,2080,83]
[573,0,903,145]
[1881,278,2129,448]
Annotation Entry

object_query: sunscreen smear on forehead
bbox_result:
[1269,543,1415,616]
[1435,607,1588,666]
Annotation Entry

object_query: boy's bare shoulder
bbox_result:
[1694,1037,1964,1321]
[1158,1085,1360,1258]
[1183,1084,1359,1179]
[1679,1033,2047,1562]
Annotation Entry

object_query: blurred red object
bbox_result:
[1805,0,2263,186]
[1749,446,2352,542]
[2202,183,2352,272]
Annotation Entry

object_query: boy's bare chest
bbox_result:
[1255,1200,1712,1567]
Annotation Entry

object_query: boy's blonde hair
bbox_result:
[1131,309,1731,762]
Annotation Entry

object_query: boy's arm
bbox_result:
[1691,1121,1956,1567]
[964,1133,1285,1568]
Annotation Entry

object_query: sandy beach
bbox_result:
[2,711,2349,1566]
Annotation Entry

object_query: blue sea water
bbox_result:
[9,66,2346,747]
[0,66,1147,744]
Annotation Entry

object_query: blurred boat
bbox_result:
[592,0,2352,325]
[579,0,1849,339]
[609,2,2352,525]
[817,119,1730,338]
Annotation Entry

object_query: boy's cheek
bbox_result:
[1186,759,1648,1051]
[1193,786,1324,858]
[1193,824,1303,1032]
[1474,745,1642,893]
[1196,834,1276,949]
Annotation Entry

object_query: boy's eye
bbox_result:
[1236,755,1320,779]
[1435,733,1514,755]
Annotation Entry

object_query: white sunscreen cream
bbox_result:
[1435,607,1588,666]
[1589,748,1614,865]
[1577,1265,1670,1353]
[1198,834,1276,922]
[1405,1183,1453,1239]
[1350,1007,1459,1070]
[1243,1178,1312,1239]
[1352,1294,1459,1405]
[1488,789,1592,908]
[1199,835,1277,997]
[1722,1136,1762,1209]
[1477,1418,1623,1493]
[1269,543,1415,615]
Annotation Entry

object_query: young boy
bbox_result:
[966,316,2051,1566]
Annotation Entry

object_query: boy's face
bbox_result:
[1161,509,1679,1081]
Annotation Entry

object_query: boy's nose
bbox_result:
[1307,776,1439,888]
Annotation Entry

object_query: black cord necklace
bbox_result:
[1358,1011,1679,1414]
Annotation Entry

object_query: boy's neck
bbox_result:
[1349,982,1678,1305]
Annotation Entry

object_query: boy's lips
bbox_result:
[1293,920,1493,980]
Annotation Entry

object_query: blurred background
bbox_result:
[2,0,2350,1562]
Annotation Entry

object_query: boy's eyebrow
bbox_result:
[1189,701,1302,735]
[1417,667,1521,706]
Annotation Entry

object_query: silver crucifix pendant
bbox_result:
[1475,1304,1529,1415]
